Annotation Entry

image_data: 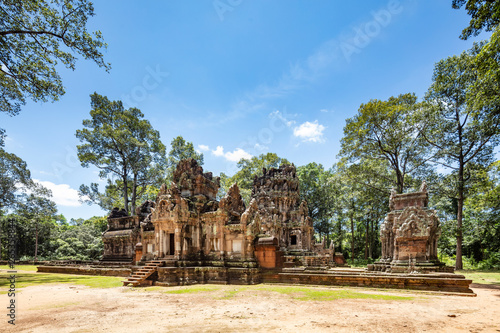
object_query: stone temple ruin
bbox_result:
[101,158,340,286]
[368,182,451,274]
[47,158,471,294]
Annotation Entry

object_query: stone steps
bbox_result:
[122,260,164,286]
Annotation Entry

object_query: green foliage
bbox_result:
[0,147,32,211]
[1,212,106,261]
[223,153,290,204]
[76,93,166,214]
[0,0,110,116]
[423,45,500,269]
[339,93,431,193]
[470,28,500,120]
[166,136,204,183]
[297,163,336,237]
[453,0,500,40]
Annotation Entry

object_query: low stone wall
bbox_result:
[0,260,51,265]
[156,266,261,286]
[37,265,131,277]
[262,270,475,294]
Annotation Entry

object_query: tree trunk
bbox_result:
[131,172,138,216]
[456,158,464,270]
[122,171,129,215]
[350,211,355,263]
[455,107,464,271]
[395,163,404,193]
[337,217,343,253]
[365,218,369,260]
[34,221,38,261]
[369,216,374,259]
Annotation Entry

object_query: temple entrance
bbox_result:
[169,233,175,255]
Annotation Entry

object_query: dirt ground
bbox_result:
[1,282,499,333]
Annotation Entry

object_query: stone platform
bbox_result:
[36,264,474,295]
[262,268,475,295]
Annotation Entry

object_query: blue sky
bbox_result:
[1,0,489,220]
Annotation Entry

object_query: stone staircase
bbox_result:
[122,260,164,286]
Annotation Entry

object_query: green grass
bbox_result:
[249,285,413,301]
[457,270,500,285]
[121,284,412,301]
[0,265,39,272]
[0,272,123,290]
[212,285,412,301]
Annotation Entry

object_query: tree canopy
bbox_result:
[0,0,109,117]
[224,153,290,203]
[453,0,500,39]
[339,93,431,193]
[76,93,165,215]
[423,45,500,269]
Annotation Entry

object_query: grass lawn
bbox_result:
[130,284,413,301]
[0,264,39,272]
[0,269,123,292]
[457,270,500,285]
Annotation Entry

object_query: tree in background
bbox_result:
[339,93,432,194]
[332,159,391,262]
[453,0,500,40]
[223,153,290,204]
[463,161,500,268]
[0,140,32,212]
[296,163,335,242]
[0,0,109,117]
[16,193,57,260]
[76,93,166,215]
[423,47,500,269]
[165,136,204,183]
[470,28,500,121]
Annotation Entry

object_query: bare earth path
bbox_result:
[1,282,499,333]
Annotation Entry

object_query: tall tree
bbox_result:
[423,48,500,269]
[0,0,109,117]
[16,193,57,260]
[453,0,500,40]
[339,93,431,193]
[76,93,166,215]
[297,163,335,241]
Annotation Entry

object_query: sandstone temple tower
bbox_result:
[370,182,450,273]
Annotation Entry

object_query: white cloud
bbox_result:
[268,110,296,127]
[254,143,268,152]
[293,121,326,143]
[224,148,252,162]
[212,146,224,156]
[211,145,252,162]
[198,144,210,151]
[34,179,83,207]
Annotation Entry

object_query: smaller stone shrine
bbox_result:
[369,182,451,273]
[101,208,141,262]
